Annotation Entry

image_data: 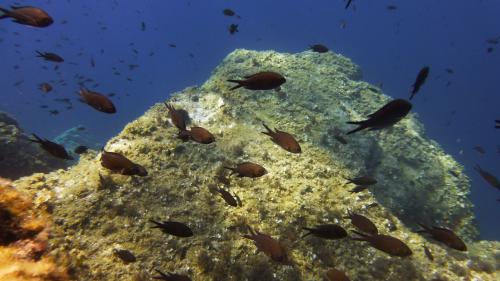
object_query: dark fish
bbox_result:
[214,186,241,207]
[351,231,412,257]
[79,88,116,113]
[344,211,378,235]
[261,123,301,153]
[346,99,412,134]
[225,162,267,178]
[310,44,329,53]
[48,109,59,115]
[29,134,73,160]
[474,164,500,191]
[349,185,369,193]
[242,227,287,263]
[223,9,235,16]
[345,0,353,9]
[386,5,398,10]
[409,66,430,100]
[487,47,494,53]
[100,150,147,176]
[74,145,89,154]
[153,269,191,281]
[445,68,454,74]
[495,120,500,128]
[473,146,486,155]
[39,83,53,93]
[228,23,238,34]
[90,57,95,67]
[168,43,177,48]
[140,21,145,31]
[423,245,434,261]
[417,223,466,251]
[334,135,348,145]
[150,220,193,237]
[164,103,188,131]
[36,51,64,63]
[345,176,377,186]
[302,224,347,240]
[325,268,351,281]
[228,71,286,91]
[113,249,136,263]
[0,6,53,27]
[181,126,215,144]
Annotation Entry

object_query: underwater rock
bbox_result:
[11,49,498,281]
[0,111,69,180]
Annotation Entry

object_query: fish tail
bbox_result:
[409,91,416,100]
[345,125,366,135]
[300,228,313,239]
[350,230,369,241]
[0,7,10,19]
[35,50,44,57]
[29,134,43,143]
[227,79,243,90]
[416,222,430,233]
[261,123,273,136]
[149,219,161,228]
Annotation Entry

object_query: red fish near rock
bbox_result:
[242,226,287,263]
[100,150,147,176]
[224,162,267,178]
[79,88,116,113]
[164,103,188,131]
[29,134,73,160]
[178,126,215,144]
[261,123,301,153]
[346,99,412,135]
[228,71,286,91]
[351,231,412,257]
[417,223,467,251]
[0,6,53,27]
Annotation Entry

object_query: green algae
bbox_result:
[12,49,498,281]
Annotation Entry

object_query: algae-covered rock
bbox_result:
[12,49,498,281]
[0,111,69,180]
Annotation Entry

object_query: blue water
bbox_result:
[1,0,499,240]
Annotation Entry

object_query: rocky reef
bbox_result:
[11,49,499,281]
[0,112,69,180]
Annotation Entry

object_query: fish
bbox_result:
[261,123,301,153]
[224,162,267,178]
[228,23,238,34]
[445,68,454,74]
[164,103,188,131]
[29,134,74,160]
[228,71,286,91]
[39,83,53,93]
[35,51,64,63]
[48,109,59,115]
[495,120,500,128]
[417,223,467,251]
[473,146,486,155]
[334,135,348,145]
[153,269,191,281]
[474,164,500,191]
[386,5,398,10]
[302,224,348,240]
[344,211,378,235]
[79,88,116,113]
[325,268,351,281]
[423,245,434,261]
[345,176,377,186]
[213,185,241,207]
[487,47,494,53]
[100,150,147,176]
[223,9,235,16]
[345,0,353,9]
[169,43,177,48]
[242,226,287,263]
[351,231,412,257]
[113,249,136,263]
[74,145,89,154]
[90,57,95,67]
[140,21,146,31]
[349,185,369,193]
[410,66,430,100]
[346,99,412,134]
[150,219,193,237]
[310,44,329,53]
[179,126,215,144]
[0,6,53,27]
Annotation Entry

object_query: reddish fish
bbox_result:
[100,150,147,176]
[29,134,73,160]
[224,162,267,178]
[417,223,467,251]
[36,51,64,62]
[79,88,116,113]
[352,231,412,257]
[242,227,287,263]
[228,71,286,91]
[261,123,301,153]
[0,6,53,27]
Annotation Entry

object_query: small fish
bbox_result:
[351,231,412,257]
[228,23,238,34]
[169,43,177,48]
[36,51,64,63]
[100,150,147,176]
[39,83,53,93]
[113,249,136,263]
[302,224,347,240]
[225,162,267,178]
[223,9,235,16]
[417,223,466,251]
[345,0,353,10]
[423,245,434,261]
[445,68,454,74]
[473,146,486,155]
[48,109,59,115]
[79,88,116,113]
[409,66,430,100]
[90,57,95,67]
[486,37,499,45]
[334,135,348,145]
[29,134,73,160]
[386,5,398,10]
[346,99,412,134]
[325,268,351,281]
[153,269,191,281]
[150,219,193,237]
[228,71,286,91]
[344,211,378,235]
[213,185,241,207]
[474,164,500,191]
[366,202,379,208]
[179,127,215,144]
[261,123,301,153]
[74,145,89,154]
[349,185,369,193]
[140,21,146,31]
[487,47,494,53]
[242,226,287,263]
[0,6,53,27]
[345,176,377,186]
[164,103,188,131]
[495,120,500,128]
[310,44,329,53]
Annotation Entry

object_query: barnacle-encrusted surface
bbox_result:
[12,49,498,281]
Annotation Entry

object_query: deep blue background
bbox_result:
[1,0,499,240]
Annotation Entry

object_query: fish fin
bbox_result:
[416,222,430,233]
[350,230,369,241]
[29,133,43,143]
[261,123,273,136]
[345,124,367,135]
[35,50,44,57]
[149,219,162,228]
[227,79,244,90]
[301,228,313,239]
[153,269,169,279]
[0,7,10,19]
